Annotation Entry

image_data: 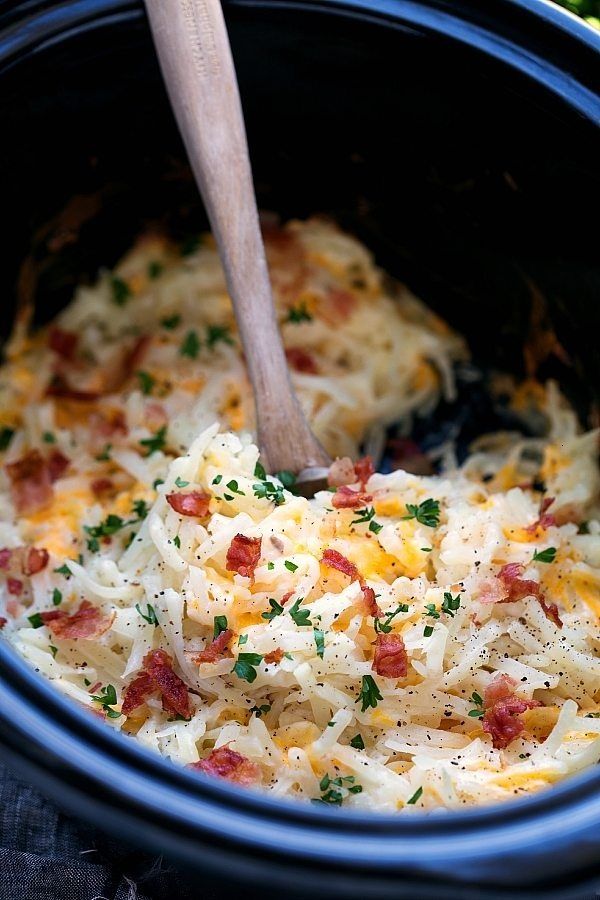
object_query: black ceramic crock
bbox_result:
[0,1,599,897]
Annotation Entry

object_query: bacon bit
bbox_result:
[143,649,191,719]
[354,456,374,489]
[22,547,49,576]
[121,671,154,716]
[264,648,284,665]
[331,485,373,509]
[281,591,294,605]
[327,287,356,320]
[362,585,383,618]
[0,549,12,570]
[226,534,262,579]
[388,437,433,476]
[285,347,318,374]
[477,577,508,605]
[6,450,53,515]
[322,549,359,581]
[87,681,102,695]
[166,491,211,518]
[189,746,260,785]
[0,617,6,630]
[123,334,151,376]
[91,477,115,499]
[42,600,114,640]
[46,374,100,402]
[482,674,541,750]
[372,633,408,679]
[49,328,78,359]
[193,629,233,664]
[47,450,70,482]
[90,409,128,441]
[525,496,556,533]
[539,597,563,628]
[7,578,23,596]
[327,457,356,488]
[146,402,168,431]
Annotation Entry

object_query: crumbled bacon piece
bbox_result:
[321,549,359,581]
[48,328,78,360]
[7,578,23,596]
[226,534,262,579]
[0,549,12,570]
[362,585,383,618]
[372,633,408,679]
[23,547,49,576]
[89,409,128,443]
[327,457,356,488]
[91,477,115,499]
[121,671,154,717]
[189,746,260,785]
[41,600,114,640]
[123,334,151,377]
[6,450,53,515]
[331,485,373,509]
[47,450,70,482]
[477,577,508,605]
[281,591,294,605]
[327,287,356,320]
[538,597,563,628]
[46,374,100,402]
[264,648,284,665]
[0,617,6,630]
[497,562,562,628]
[143,649,191,719]
[194,629,233,664]
[354,456,374,488]
[482,675,541,750]
[166,491,211,518]
[285,347,318,374]
[525,496,556,533]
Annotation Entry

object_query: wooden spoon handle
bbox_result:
[144,0,330,472]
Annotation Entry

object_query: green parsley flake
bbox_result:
[312,773,362,806]
[533,547,557,564]
[284,560,298,573]
[140,425,167,456]
[350,733,365,750]
[161,314,181,330]
[180,330,200,358]
[206,324,234,349]
[49,645,58,659]
[148,260,163,279]
[42,431,56,444]
[254,461,267,480]
[175,476,190,488]
[180,235,200,256]
[253,480,285,506]
[374,602,409,633]
[357,674,383,712]
[262,599,284,622]
[52,588,62,607]
[135,603,159,626]
[441,591,461,617]
[213,615,228,638]
[226,480,245,496]
[28,613,44,629]
[136,370,155,395]
[90,684,121,718]
[286,302,313,324]
[314,627,325,658]
[84,514,130,552]
[468,691,484,718]
[403,498,441,528]
[173,535,181,549]
[111,276,131,306]
[289,598,312,627]
[407,786,423,805]
[0,427,14,451]
[212,474,223,485]
[232,652,263,683]
[53,563,72,578]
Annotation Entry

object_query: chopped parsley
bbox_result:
[533,547,557,564]
[52,588,62,607]
[0,427,14,451]
[254,461,267,480]
[90,684,121,718]
[468,691,484,718]
[213,615,228,638]
[49,645,58,659]
[423,625,434,637]
[238,634,248,645]
[212,474,223,485]
[351,506,383,534]
[312,773,362,806]
[132,499,149,519]
[111,276,131,306]
[180,330,200,359]
[403,498,441,528]
[161,314,181,330]
[232,652,263,683]
[424,603,440,620]
[314,627,325,658]
[140,425,167,456]
[286,302,312,324]
[84,514,131,552]
[374,602,409,634]
[180,234,200,256]
[284,560,298,573]
[289,597,312,627]
[206,324,234,349]
[173,535,181,549]
[441,592,461,618]
[53,563,72,578]
[153,478,165,490]
[251,704,271,718]
[175,476,190,488]
[253,480,285,506]
[350,733,365,750]
[95,443,112,461]
[28,613,44,629]
[275,470,296,490]
[226,479,245,496]
[136,370,155,395]
[42,431,56,444]
[407,786,423,805]
[262,598,284,622]
[135,603,159,626]
[357,674,383,712]
[267,561,275,571]
[148,260,163,279]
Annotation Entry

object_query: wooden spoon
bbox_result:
[144,0,330,487]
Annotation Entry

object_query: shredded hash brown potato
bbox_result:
[2,218,600,811]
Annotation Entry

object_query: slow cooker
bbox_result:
[0,1,599,896]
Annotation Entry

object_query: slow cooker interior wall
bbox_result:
[1,5,598,413]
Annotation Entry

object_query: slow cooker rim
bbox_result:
[1,0,600,888]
